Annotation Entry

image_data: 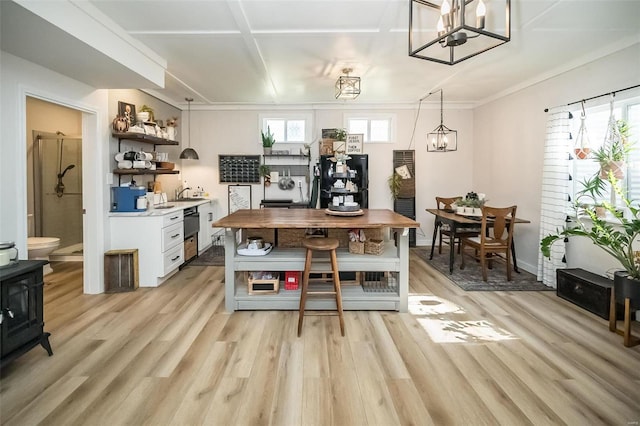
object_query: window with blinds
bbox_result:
[570,98,639,209]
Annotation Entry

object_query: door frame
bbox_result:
[20,88,104,294]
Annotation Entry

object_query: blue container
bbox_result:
[111,187,146,212]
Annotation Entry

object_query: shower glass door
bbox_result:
[33,132,83,251]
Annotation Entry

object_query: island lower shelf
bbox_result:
[233,281,400,311]
[229,244,402,311]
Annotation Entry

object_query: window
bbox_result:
[259,113,312,144]
[345,114,395,143]
[570,97,639,208]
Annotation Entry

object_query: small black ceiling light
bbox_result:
[179,97,199,160]
[335,68,361,100]
[409,0,511,65]
[426,89,457,152]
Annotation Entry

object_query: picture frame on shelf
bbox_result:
[345,133,364,154]
[118,101,136,128]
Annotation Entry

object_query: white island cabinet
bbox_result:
[110,209,184,287]
[197,200,215,253]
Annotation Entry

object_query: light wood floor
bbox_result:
[1,251,639,425]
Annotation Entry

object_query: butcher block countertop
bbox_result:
[213,208,420,229]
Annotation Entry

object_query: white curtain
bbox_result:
[537,109,572,287]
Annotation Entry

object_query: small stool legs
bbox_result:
[297,248,313,336]
[330,249,345,335]
[297,237,344,337]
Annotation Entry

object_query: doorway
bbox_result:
[26,98,84,270]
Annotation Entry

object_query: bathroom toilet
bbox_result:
[27,237,61,274]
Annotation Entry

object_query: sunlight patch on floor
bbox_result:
[408,294,466,316]
[418,318,518,343]
[408,295,518,343]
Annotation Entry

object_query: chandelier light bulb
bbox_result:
[437,16,445,33]
[441,0,451,14]
[476,0,486,28]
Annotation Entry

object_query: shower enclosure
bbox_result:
[32,131,83,257]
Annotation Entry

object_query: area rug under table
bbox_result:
[413,247,553,291]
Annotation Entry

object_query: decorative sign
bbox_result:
[332,140,346,153]
[345,133,364,154]
[395,164,412,179]
[228,185,252,214]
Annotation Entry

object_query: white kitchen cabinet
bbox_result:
[197,200,214,253]
[110,210,184,287]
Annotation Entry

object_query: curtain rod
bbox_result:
[544,83,640,113]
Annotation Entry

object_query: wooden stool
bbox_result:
[298,237,345,337]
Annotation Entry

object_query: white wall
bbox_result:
[473,43,640,275]
[1,51,110,293]
[178,105,475,239]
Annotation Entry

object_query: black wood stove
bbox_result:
[1,260,52,367]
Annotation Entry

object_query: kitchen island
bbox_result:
[213,208,419,312]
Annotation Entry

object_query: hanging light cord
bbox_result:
[186,97,193,148]
[408,89,442,149]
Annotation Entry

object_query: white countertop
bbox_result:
[108,198,212,217]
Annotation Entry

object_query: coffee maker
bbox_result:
[111,187,147,212]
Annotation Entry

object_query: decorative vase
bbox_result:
[112,115,129,133]
[263,147,272,155]
[166,126,176,141]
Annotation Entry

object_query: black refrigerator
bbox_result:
[319,154,368,208]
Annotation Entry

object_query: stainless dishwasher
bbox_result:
[183,206,200,264]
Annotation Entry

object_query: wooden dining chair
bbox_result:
[435,196,480,254]
[460,205,517,281]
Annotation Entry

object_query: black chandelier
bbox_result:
[426,89,457,152]
[409,0,511,65]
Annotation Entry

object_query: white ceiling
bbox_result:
[3,1,640,107]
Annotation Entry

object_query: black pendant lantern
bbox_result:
[409,0,511,65]
[427,89,457,152]
[179,97,199,160]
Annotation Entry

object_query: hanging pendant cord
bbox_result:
[544,84,640,112]
[440,89,444,125]
[408,88,444,149]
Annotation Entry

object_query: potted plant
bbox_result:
[138,105,155,123]
[455,198,468,215]
[259,164,271,186]
[466,197,485,216]
[541,146,640,344]
[335,129,347,141]
[593,119,631,179]
[387,172,401,200]
[261,126,276,155]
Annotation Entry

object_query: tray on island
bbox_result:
[328,203,360,212]
[330,187,356,194]
[325,208,364,217]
